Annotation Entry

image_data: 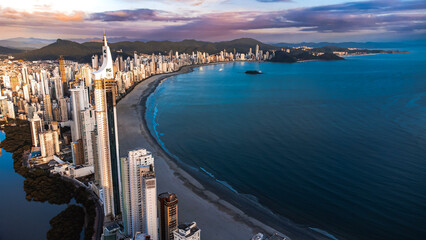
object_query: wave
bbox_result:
[309,227,340,240]
[148,101,199,172]
[199,167,238,193]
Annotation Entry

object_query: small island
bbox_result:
[245,70,262,74]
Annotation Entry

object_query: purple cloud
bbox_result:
[0,0,424,42]
[256,0,292,2]
[88,8,194,22]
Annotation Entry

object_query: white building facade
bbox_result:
[120,149,157,240]
[173,222,201,240]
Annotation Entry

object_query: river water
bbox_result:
[0,131,67,240]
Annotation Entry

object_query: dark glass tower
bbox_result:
[105,80,121,216]
[158,192,178,240]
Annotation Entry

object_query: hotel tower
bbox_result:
[93,34,121,217]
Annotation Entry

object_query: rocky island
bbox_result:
[245,70,262,74]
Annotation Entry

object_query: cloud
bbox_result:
[0,0,424,42]
[88,9,194,22]
[256,0,291,2]
[139,0,426,39]
[0,7,85,24]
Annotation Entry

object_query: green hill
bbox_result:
[0,46,23,54]
[14,39,98,62]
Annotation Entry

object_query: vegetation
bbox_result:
[47,205,85,240]
[24,170,75,204]
[0,119,96,240]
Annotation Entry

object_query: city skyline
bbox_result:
[0,0,425,42]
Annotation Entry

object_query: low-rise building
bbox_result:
[173,222,200,240]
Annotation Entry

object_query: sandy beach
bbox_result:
[116,65,324,240]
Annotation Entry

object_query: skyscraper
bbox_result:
[43,94,53,122]
[93,34,121,217]
[70,83,89,141]
[80,107,96,166]
[54,75,64,100]
[71,139,84,165]
[255,44,260,60]
[39,130,60,158]
[158,192,178,240]
[29,114,43,147]
[59,97,69,122]
[59,56,68,96]
[120,149,158,239]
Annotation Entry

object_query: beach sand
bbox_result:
[116,65,324,240]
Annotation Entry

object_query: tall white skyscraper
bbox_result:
[29,114,43,147]
[80,107,96,166]
[255,44,260,60]
[121,149,158,240]
[70,82,89,141]
[93,34,121,217]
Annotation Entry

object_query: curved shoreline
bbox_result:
[116,63,328,240]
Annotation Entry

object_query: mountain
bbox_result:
[13,39,111,62]
[0,37,56,50]
[82,38,277,55]
[0,46,23,54]
[13,38,279,62]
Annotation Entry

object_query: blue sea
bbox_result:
[146,46,426,240]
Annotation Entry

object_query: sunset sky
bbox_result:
[0,0,425,42]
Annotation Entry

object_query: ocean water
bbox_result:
[146,46,426,240]
[0,131,68,240]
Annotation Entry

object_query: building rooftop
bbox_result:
[176,222,199,237]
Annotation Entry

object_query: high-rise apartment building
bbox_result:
[121,149,157,239]
[255,44,260,60]
[71,139,84,165]
[39,130,60,158]
[158,192,178,240]
[29,114,43,147]
[80,107,96,166]
[54,76,63,100]
[70,83,89,141]
[59,97,69,122]
[43,94,53,122]
[59,56,68,96]
[93,34,121,217]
